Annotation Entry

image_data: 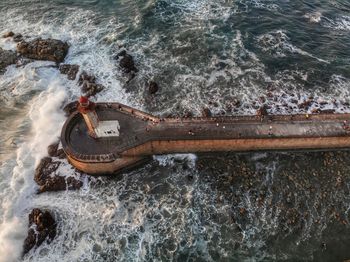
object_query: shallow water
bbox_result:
[0,0,350,261]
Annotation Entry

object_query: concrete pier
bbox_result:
[60,102,350,175]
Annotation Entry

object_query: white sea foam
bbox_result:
[303,12,322,23]
[323,15,350,31]
[257,30,329,63]
[153,154,197,168]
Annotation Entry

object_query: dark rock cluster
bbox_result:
[34,142,83,194]
[17,38,69,63]
[195,150,350,252]
[22,209,56,255]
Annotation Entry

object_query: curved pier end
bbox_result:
[61,102,350,175]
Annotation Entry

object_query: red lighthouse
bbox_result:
[77,96,99,138]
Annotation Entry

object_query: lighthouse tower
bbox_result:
[77,96,120,138]
[77,96,99,138]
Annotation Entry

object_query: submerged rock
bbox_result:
[59,64,79,80]
[47,142,66,159]
[23,208,56,255]
[34,157,82,193]
[17,38,69,63]
[0,47,17,72]
[148,81,159,94]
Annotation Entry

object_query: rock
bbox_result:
[62,101,78,116]
[298,99,313,110]
[34,157,83,193]
[78,71,104,97]
[17,38,69,63]
[320,109,335,114]
[148,81,159,94]
[78,71,96,85]
[2,31,14,38]
[183,111,193,118]
[15,57,34,68]
[201,107,212,117]
[116,50,138,73]
[56,149,66,159]
[59,64,79,80]
[13,33,23,43]
[256,105,269,116]
[47,142,59,157]
[23,208,56,255]
[0,47,17,72]
[81,80,104,97]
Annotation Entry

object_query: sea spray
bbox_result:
[0,71,67,261]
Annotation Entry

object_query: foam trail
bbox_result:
[0,71,67,262]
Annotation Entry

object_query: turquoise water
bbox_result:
[0,0,350,261]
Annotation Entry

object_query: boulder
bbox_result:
[2,31,14,38]
[201,107,212,117]
[148,81,159,94]
[0,47,17,72]
[13,34,23,43]
[298,99,313,110]
[47,142,59,157]
[116,50,138,73]
[59,64,79,80]
[256,105,269,116]
[17,38,69,63]
[78,71,96,85]
[23,208,56,255]
[34,157,82,193]
[78,71,104,97]
[81,80,104,97]
[62,101,78,116]
[56,149,66,159]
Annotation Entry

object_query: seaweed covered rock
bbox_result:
[0,47,17,72]
[34,157,82,193]
[17,38,69,63]
[59,64,79,80]
[22,209,56,255]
